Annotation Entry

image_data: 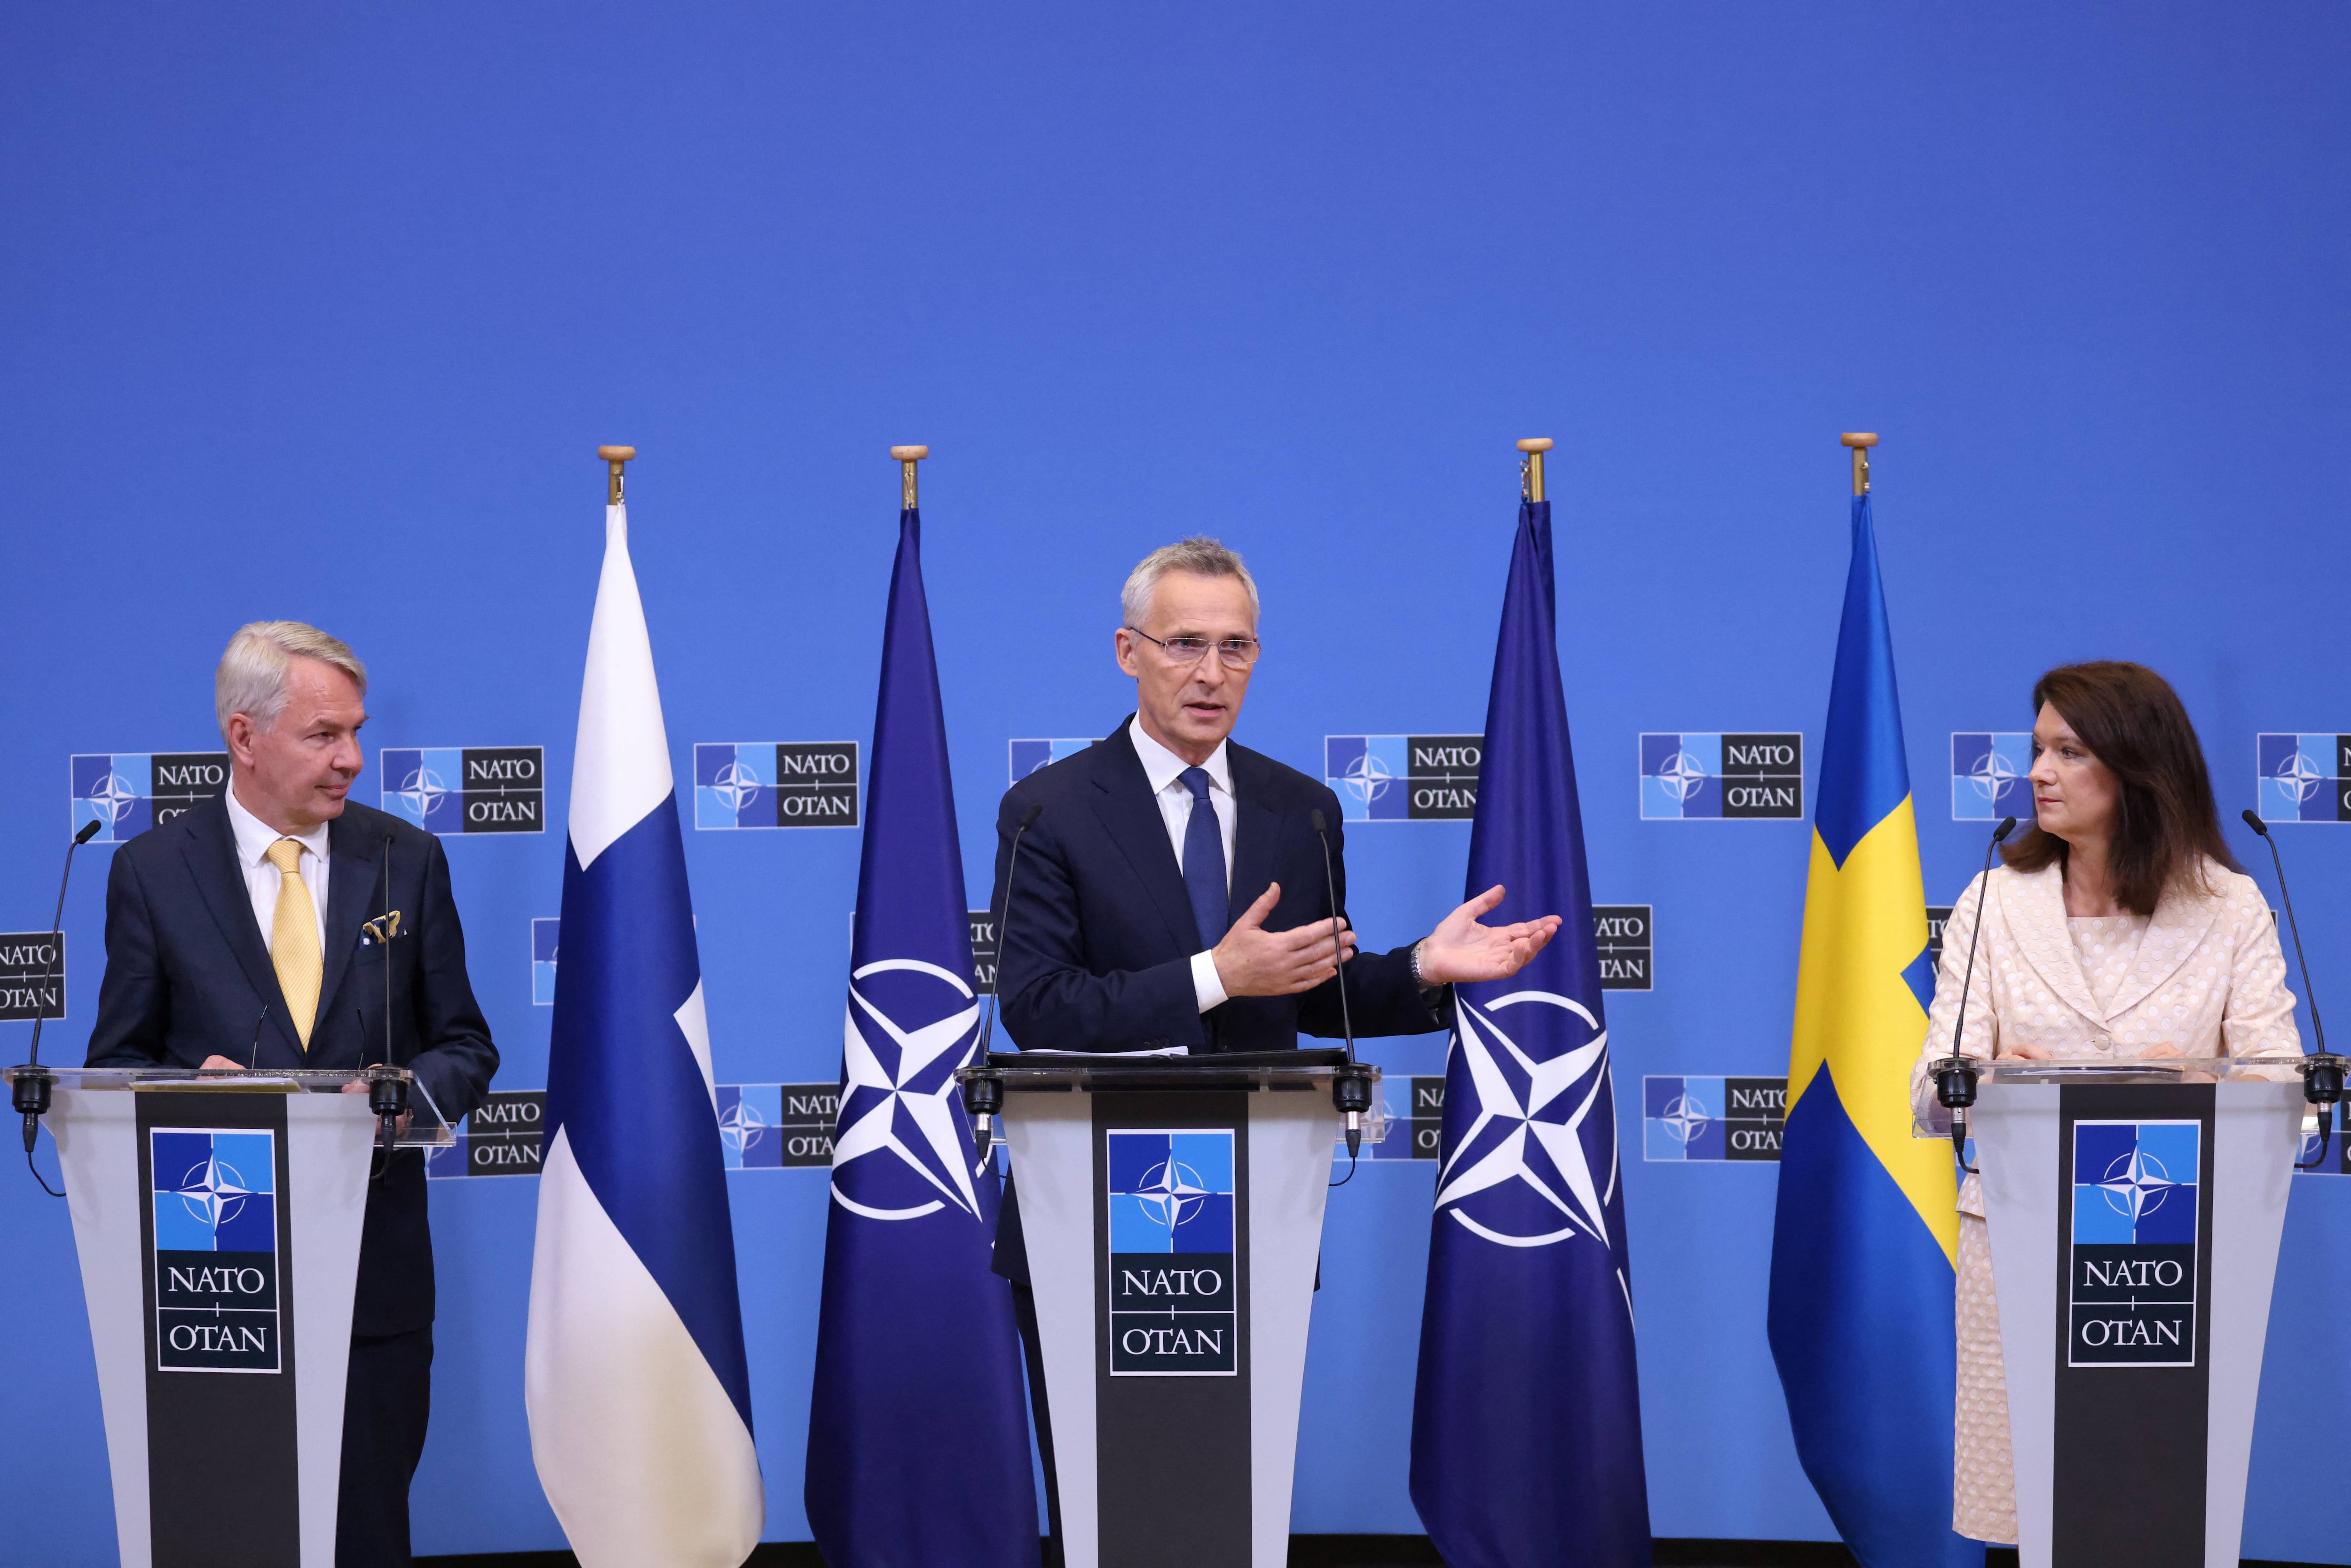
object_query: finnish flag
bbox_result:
[526,495,764,1566]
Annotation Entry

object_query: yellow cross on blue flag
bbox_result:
[1766,489,1979,1566]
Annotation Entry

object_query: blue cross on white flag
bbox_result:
[1409,492,1650,1566]
[526,489,764,1568]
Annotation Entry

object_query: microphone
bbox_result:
[1935,814,2018,1174]
[1309,807,1373,1166]
[965,802,1043,1169]
[363,836,409,1179]
[248,1001,273,1071]
[14,816,106,1174]
[2241,809,2341,1168]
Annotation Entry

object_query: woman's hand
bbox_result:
[2003,1042,2052,1060]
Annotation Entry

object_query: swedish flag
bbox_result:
[1767,489,1977,1567]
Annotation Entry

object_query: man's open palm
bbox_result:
[1418,885,1562,986]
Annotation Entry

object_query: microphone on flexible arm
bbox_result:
[1934,815,2018,1175]
[1309,808,1375,1171]
[248,1001,272,1071]
[361,835,408,1179]
[2240,810,2343,1169]
[964,802,1043,1170]
[14,817,105,1188]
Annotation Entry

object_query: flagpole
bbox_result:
[890,444,928,510]
[1841,432,1877,496]
[598,444,635,505]
[1516,436,1553,502]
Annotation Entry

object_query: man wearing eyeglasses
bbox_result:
[988,538,1560,1564]
[990,535,1559,1059]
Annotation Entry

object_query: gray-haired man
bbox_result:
[87,622,498,1568]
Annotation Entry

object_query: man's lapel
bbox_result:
[176,800,301,1062]
[317,814,386,1044]
[1086,720,1206,955]
[1226,745,1284,922]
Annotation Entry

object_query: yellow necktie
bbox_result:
[265,838,322,1049]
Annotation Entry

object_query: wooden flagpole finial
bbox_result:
[598,445,636,506]
[1840,433,1878,496]
[890,445,928,510]
[1516,437,1554,504]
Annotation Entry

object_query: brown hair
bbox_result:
[1999,661,2237,914]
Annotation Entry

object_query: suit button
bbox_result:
[2091,1035,2111,1053]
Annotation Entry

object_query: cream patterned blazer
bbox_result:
[1909,856,2302,1220]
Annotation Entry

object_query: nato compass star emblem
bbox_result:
[1965,748,2022,808]
[1133,1157,1209,1237]
[830,957,985,1222]
[175,1153,254,1231]
[1435,989,1622,1272]
[393,764,451,824]
[2273,749,2327,806]
[88,770,140,827]
[710,758,765,816]
[1655,751,1708,803]
[1340,749,1397,811]
[2095,1148,2179,1224]
[718,1095,767,1162]
[1657,1091,1712,1148]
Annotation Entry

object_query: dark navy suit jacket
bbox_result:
[84,796,498,1337]
[989,718,1445,1277]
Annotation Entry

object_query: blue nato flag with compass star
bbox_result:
[1410,491,1649,1566]
[804,499,1038,1568]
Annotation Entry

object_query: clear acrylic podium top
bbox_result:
[5,1064,457,1148]
[1913,1055,2305,1139]
[959,1048,1391,1145]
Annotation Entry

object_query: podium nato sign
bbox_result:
[1106,1130,1238,1374]
[150,1129,284,1370]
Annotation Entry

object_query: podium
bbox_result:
[971,1048,1380,1568]
[1958,1058,2304,1568]
[6,1066,450,1568]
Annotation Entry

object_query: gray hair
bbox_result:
[215,622,369,740]
[1120,536,1260,628]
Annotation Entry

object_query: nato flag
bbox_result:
[805,505,1040,1567]
[1409,496,1650,1565]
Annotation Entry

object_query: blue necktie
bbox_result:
[1178,767,1229,947]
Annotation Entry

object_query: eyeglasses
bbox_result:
[1125,628,1263,669]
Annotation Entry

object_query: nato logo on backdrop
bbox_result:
[1323,734,1482,820]
[2257,734,2351,823]
[150,1128,281,1371]
[426,1092,548,1178]
[1010,738,1094,782]
[1107,1128,1238,1373]
[2069,1119,2200,1366]
[531,918,560,1006]
[694,742,860,828]
[1640,733,1803,819]
[718,1084,838,1169]
[1952,732,2034,822]
[381,747,544,834]
[71,752,229,840]
[1593,905,1652,991]
[1642,1075,1786,1161]
[0,933,65,1022]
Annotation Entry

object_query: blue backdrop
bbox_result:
[6,5,2350,1562]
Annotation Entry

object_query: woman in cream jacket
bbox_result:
[1909,662,2301,1545]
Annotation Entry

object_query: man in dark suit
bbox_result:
[989,539,1558,1562]
[85,621,498,1568]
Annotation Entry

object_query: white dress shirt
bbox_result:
[1126,718,1237,1014]
[225,785,331,957]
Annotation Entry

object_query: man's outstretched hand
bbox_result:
[1212,882,1359,998]
[1416,885,1561,986]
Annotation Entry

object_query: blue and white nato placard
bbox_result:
[1951,732,2033,822]
[2069,1119,2200,1367]
[694,742,860,828]
[71,752,228,840]
[380,747,544,834]
[1642,1076,1786,1162]
[1321,734,1481,820]
[1639,733,1803,819]
[1010,738,1094,782]
[150,1129,281,1371]
[2257,734,2351,823]
[1106,1129,1237,1374]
